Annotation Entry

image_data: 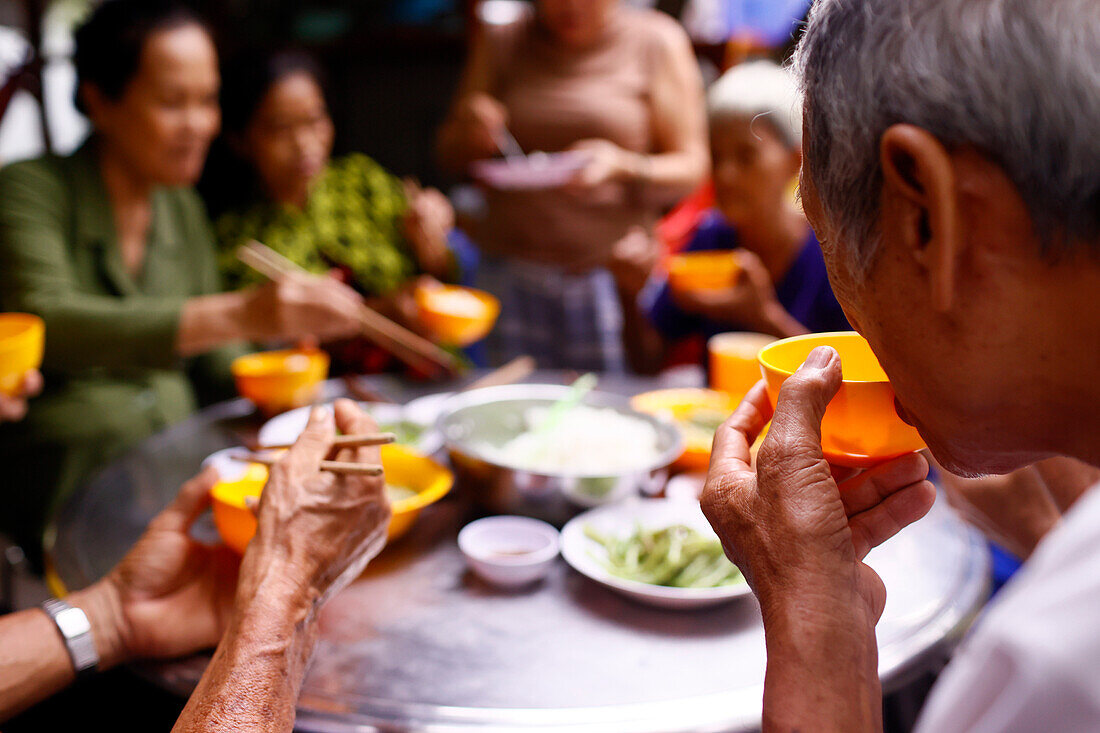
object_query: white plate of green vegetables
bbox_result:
[560,498,751,610]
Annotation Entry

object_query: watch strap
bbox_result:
[41,598,99,678]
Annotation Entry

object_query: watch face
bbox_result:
[55,606,92,637]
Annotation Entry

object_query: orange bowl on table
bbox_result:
[0,313,44,397]
[231,348,329,416]
[210,443,455,555]
[708,332,777,395]
[631,388,739,472]
[415,284,500,346]
[667,251,742,294]
[757,331,925,468]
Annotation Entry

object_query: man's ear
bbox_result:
[879,124,959,311]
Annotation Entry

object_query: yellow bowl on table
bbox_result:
[231,348,329,416]
[415,284,500,346]
[210,443,455,555]
[667,251,742,294]
[631,388,739,472]
[757,332,925,468]
[0,313,44,396]
[709,332,777,395]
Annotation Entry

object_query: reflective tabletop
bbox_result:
[47,371,990,732]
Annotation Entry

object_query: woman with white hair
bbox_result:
[613,60,848,374]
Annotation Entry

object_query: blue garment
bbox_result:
[726,0,813,46]
[646,210,849,341]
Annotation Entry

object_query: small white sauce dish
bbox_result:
[458,516,560,588]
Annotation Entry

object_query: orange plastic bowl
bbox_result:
[210,444,455,555]
[415,285,500,346]
[0,314,44,397]
[231,348,329,416]
[631,388,739,472]
[708,332,777,395]
[667,251,742,294]
[758,332,925,467]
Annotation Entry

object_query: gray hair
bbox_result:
[792,0,1100,277]
[707,60,803,148]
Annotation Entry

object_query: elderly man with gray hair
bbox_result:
[700,0,1100,731]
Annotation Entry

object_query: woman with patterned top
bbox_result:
[202,49,471,370]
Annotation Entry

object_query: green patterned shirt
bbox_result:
[216,153,417,296]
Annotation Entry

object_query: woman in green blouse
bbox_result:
[0,1,366,560]
[204,49,466,366]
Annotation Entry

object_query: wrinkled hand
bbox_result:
[566,139,633,191]
[0,369,42,422]
[609,226,658,297]
[240,399,392,606]
[103,468,241,663]
[403,182,454,278]
[247,271,365,343]
[455,92,509,159]
[700,348,937,625]
[672,250,783,332]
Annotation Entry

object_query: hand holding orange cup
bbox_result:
[757,331,925,468]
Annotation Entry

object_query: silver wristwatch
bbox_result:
[42,598,99,678]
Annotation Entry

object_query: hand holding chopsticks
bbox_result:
[233,431,395,476]
[237,240,462,376]
[240,400,392,606]
[237,453,384,477]
[255,432,396,451]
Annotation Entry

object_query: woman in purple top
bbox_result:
[613,61,848,374]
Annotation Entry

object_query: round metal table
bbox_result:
[46,372,990,732]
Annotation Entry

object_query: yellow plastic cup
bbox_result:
[0,313,45,396]
[231,348,329,416]
[757,331,925,467]
[708,332,777,395]
[210,444,454,554]
[667,251,743,294]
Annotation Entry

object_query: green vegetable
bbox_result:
[379,420,425,445]
[679,407,729,447]
[385,484,417,503]
[584,523,744,589]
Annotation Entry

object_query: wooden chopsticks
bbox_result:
[237,240,463,376]
[231,431,393,476]
[232,453,384,477]
[254,433,396,451]
[460,355,536,392]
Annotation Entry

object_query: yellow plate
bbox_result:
[211,443,454,554]
[631,388,739,472]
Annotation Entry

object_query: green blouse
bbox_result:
[0,139,247,559]
[216,153,418,297]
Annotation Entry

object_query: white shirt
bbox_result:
[915,484,1100,732]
